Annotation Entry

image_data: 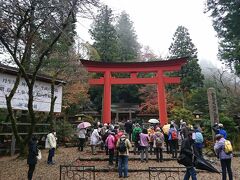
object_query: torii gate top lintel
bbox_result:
[80,57,187,73]
[80,57,187,125]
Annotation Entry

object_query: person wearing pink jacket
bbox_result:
[105,131,116,166]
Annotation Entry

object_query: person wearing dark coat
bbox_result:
[180,132,198,180]
[124,120,133,141]
[180,122,189,139]
[27,136,39,180]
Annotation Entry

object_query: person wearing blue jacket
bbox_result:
[192,126,204,157]
[212,123,227,139]
[218,124,227,139]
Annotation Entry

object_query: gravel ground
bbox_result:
[0,146,239,180]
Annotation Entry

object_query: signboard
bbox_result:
[0,73,63,112]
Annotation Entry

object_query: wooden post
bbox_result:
[129,111,132,120]
[207,88,219,141]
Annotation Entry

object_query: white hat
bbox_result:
[218,123,223,127]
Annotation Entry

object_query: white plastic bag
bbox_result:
[37,149,42,160]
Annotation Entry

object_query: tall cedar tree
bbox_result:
[88,6,118,111]
[39,5,78,125]
[89,9,142,107]
[112,11,141,104]
[89,5,119,62]
[115,11,141,62]
[168,26,204,91]
[206,0,240,76]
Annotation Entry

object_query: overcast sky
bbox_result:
[76,0,221,67]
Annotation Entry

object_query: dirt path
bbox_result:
[0,147,239,180]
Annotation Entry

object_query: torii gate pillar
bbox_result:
[157,70,167,124]
[103,71,111,123]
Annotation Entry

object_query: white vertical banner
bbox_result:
[0,73,63,112]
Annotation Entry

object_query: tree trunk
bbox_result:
[18,141,28,158]
[46,78,57,129]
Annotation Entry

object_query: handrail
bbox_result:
[0,122,50,126]
[0,132,48,135]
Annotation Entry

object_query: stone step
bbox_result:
[94,150,180,153]
[77,157,177,161]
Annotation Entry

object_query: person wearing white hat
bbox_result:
[218,124,227,139]
[212,123,227,139]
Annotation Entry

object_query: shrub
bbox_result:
[55,119,75,144]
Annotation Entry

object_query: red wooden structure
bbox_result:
[80,58,187,125]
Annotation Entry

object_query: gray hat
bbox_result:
[121,134,126,138]
[215,134,223,139]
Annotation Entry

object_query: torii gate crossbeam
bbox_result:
[81,58,187,125]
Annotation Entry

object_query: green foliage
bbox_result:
[89,9,142,107]
[89,5,120,62]
[201,118,213,141]
[88,86,103,112]
[0,109,8,123]
[111,11,141,104]
[202,113,239,150]
[115,11,141,61]
[186,88,209,114]
[224,95,240,123]
[169,107,193,124]
[219,113,238,142]
[112,85,142,104]
[206,0,240,75]
[168,26,204,91]
[55,119,75,143]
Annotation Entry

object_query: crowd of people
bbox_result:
[88,121,203,158]
[26,120,233,180]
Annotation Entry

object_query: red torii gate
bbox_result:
[80,58,187,125]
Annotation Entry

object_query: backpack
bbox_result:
[155,136,163,147]
[224,140,233,155]
[115,131,123,145]
[171,130,178,140]
[118,139,127,153]
[195,132,203,143]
